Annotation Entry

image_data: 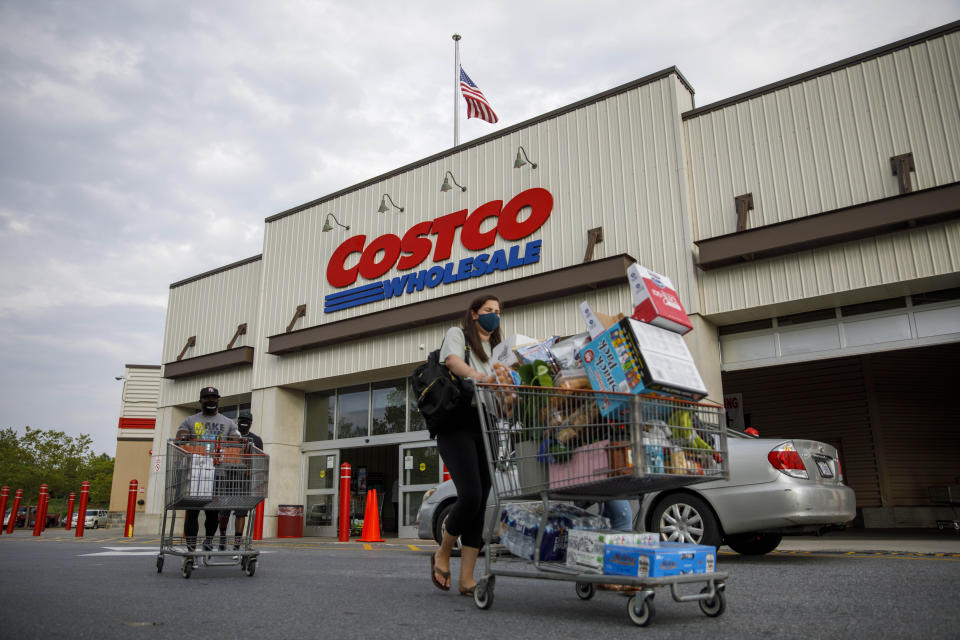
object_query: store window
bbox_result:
[337,385,369,439]
[220,403,251,421]
[371,379,406,435]
[302,378,427,442]
[305,391,335,441]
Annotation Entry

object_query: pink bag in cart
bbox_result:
[549,440,611,489]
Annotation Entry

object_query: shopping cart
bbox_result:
[157,437,269,578]
[470,381,730,626]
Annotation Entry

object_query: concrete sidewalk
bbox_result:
[6,526,959,554]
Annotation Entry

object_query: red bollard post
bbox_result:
[0,487,8,536]
[252,501,264,541]
[74,481,90,538]
[65,492,76,530]
[32,484,48,536]
[38,492,50,533]
[6,489,23,534]
[124,479,138,537]
[338,463,352,542]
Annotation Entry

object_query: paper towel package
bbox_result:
[627,264,692,335]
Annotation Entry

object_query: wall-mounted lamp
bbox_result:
[514,145,538,169]
[377,194,404,213]
[440,171,466,193]
[322,213,350,232]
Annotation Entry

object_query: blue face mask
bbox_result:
[477,312,500,332]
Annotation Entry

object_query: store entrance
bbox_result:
[340,444,400,536]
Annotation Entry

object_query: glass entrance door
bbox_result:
[303,450,339,537]
[397,442,442,539]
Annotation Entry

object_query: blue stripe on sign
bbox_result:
[324,281,383,304]
[323,285,385,312]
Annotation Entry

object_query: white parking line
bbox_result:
[80,547,161,556]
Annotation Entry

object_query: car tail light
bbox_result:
[837,459,844,483]
[767,442,808,479]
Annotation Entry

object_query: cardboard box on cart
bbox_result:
[626,264,693,335]
[603,541,716,578]
[579,317,707,416]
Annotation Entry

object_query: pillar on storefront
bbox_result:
[683,314,724,405]
[253,385,306,538]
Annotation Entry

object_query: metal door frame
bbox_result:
[397,441,443,539]
[303,449,340,537]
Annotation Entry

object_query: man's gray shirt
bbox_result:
[177,412,240,440]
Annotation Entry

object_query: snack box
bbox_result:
[580,317,707,415]
[603,542,716,578]
[627,264,692,335]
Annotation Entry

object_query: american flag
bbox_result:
[459,68,498,124]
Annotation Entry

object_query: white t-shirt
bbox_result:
[439,326,493,379]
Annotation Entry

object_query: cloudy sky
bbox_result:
[1,1,957,455]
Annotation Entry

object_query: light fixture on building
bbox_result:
[514,145,538,169]
[440,171,466,193]
[322,213,350,232]
[377,193,404,213]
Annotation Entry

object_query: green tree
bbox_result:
[0,427,113,513]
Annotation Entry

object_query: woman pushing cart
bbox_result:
[469,381,730,627]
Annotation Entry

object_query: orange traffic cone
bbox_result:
[356,489,385,542]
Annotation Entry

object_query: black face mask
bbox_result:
[202,400,219,414]
[238,423,251,435]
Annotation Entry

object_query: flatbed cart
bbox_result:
[470,381,730,627]
[157,437,269,579]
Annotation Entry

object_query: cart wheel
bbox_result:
[474,577,494,610]
[575,582,595,600]
[241,556,248,571]
[156,555,164,573]
[698,585,726,617]
[181,559,193,579]
[244,559,257,577]
[627,593,654,627]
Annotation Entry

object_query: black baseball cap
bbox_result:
[199,386,220,399]
[238,410,253,422]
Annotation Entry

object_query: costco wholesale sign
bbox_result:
[324,188,553,312]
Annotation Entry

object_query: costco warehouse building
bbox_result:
[143,21,960,537]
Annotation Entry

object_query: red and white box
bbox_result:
[627,264,692,335]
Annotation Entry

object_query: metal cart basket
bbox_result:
[471,381,730,626]
[157,438,269,578]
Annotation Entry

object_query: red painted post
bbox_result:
[252,501,264,541]
[6,489,22,534]
[38,492,50,533]
[0,487,8,535]
[33,484,48,536]
[338,462,352,542]
[124,479,138,537]
[65,492,76,530]
[74,481,90,538]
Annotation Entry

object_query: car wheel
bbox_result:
[650,493,721,548]
[725,531,782,555]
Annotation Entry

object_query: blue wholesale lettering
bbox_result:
[323,240,542,313]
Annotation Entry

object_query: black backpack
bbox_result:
[410,340,471,437]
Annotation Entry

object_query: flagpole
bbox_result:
[453,33,461,147]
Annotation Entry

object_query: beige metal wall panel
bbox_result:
[161,258,261,364]
[121,366,160,419]
[686,31,960,242]
[158,367,253,409]
[700,220,960,317]
[253,75,695,389]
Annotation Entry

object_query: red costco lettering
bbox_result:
[325,187,553,288]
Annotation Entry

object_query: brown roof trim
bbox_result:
[267,254,636,354]
[683,19,960,120]
[695,182,960,270]
[124,364,161,369]
[163,346,255,379]
[170,255,262,289]
[265,67,694,224]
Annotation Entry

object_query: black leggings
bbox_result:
[435,411,491,549]
[184,509,219,541]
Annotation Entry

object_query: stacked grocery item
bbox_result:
[499,502,609,562]
[567,528,716,578]
[483,263,721,481]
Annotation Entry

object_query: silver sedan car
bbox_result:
[417,429,855,555]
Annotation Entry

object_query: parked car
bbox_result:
[417,429,855,556]
[71,509,109,529]
[4,507,27,528]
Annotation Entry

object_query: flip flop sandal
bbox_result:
[459,585,476,596]
[430,553,451,591]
